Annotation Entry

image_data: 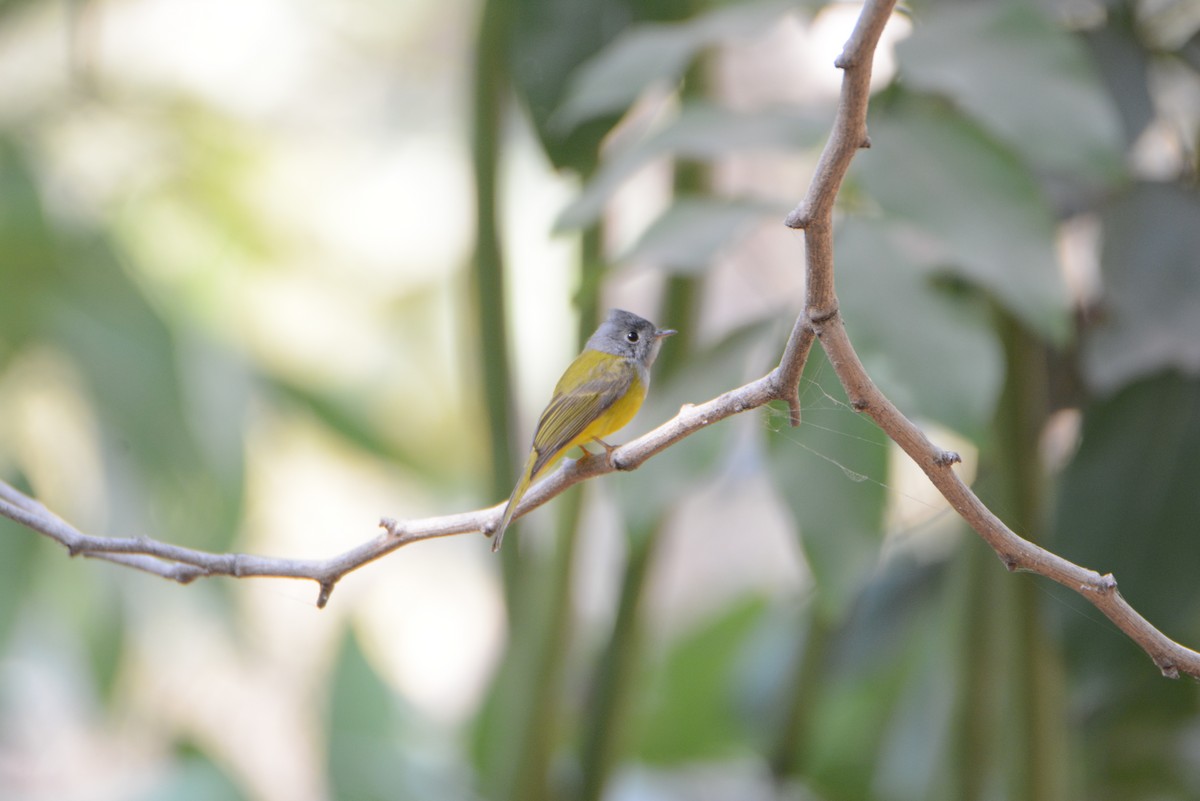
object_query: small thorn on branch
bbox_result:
[784,210,810,230]
[786,399,802,428]
[933,450,961,467]
[316,580,335,609]
[1082,572,1118,595]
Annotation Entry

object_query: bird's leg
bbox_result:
[590,437,620,470]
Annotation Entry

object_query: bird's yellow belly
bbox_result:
[564,373,647,457]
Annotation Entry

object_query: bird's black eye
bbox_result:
[626,330,640,343]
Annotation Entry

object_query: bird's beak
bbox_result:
[655,328,677,339]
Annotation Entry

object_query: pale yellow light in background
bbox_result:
[97,0,318,116]
[883,424,979,559]
[804,2,911,97]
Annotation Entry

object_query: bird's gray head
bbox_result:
[587,308,676,368]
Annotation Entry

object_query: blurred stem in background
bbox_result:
[575,50,709,799]
[949,308,1069,800]
[768,613,831,785]
[470,0,514,539]
[578,515,662,801]
[991,311,1068,801]
[499,225,606,801]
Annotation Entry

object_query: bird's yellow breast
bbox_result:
[579,371,646,442]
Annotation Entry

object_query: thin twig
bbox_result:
[1,0,1197,680]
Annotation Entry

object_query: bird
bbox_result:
[491,308,676,551]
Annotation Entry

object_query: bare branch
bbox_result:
[786,0,1200,679]
[1,0,1197,681]
[0,373,786,608]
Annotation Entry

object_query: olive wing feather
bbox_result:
[529,356,635,478]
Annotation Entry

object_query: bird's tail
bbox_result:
[492,451,537,552]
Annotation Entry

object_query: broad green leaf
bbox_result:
[507,0,638,171]
[1083,182,1200,394]
[805,560,950,799]
[558,102,827,230]
[1055,377,1200,799]
[767,347,889,622]
[856,95,1069,342]
[552,0,798,133]
[898,4,1124,183]
[837,220,1003,438]
[1081,8,1156,144]
[633,595,767,763]
[1055,372,1200,642]
[328,627,407,801]
[619,196,786,272]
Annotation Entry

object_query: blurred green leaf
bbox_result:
[1057,381,1200,801]
[1055,372,1200,642]
[856,95,1070,342]
[0,137,56,349]
[767,347,889,622]
[508,0,637,172]
[270,378,433,472]
[795,558,950,799]
[1083,181,1200,393]
[1082,7,1156,145]
[619,196,786,272]
[1,136,246,551]
[558,102,827,230]
[50,236,245,550]
[898,4,1124,184]
[328,627,409,801]
[552,0,797,133]
[837,220,1004,438]
[1054,373,1200,800]
[66,569,128,704]
[634,595,767,763]
[0,499,39,650]
[131,745,248,801]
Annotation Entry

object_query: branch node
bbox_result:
[1083,572,1118,595]
[784,210,811,230]
[1001,554,1020,572]
[851,398,869,412]
[174,570,200,586]
[786,399,802,428]
[934,450,962,467]
[1159,662,1180,680]
[379,517,405,538]
[860,134,872,149]
[316,580,336,609]
[834,51,854,70]
[808,306,839,325]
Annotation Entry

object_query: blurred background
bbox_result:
[1,0,1198,798]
